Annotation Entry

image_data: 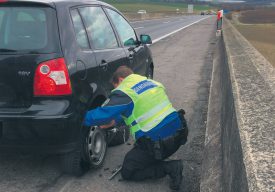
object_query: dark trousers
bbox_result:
[121,134,182,181]
[217,18,223,30]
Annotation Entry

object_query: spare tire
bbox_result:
[107,125,130,146]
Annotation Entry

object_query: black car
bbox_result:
[0,0,154,176]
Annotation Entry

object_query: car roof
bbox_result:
[1,0,110,7]
[1,0,120,18]
[2,0,98,3]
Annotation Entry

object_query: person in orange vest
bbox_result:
[217,9,223,30]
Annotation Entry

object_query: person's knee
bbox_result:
[121,147,149,180]
[121,166,133,180]
[121,154,134,180]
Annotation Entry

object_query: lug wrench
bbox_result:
[108,166,122,180]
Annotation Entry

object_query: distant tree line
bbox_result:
[102,0,210,5]
[102,0,275,11]
[103,0,204,3]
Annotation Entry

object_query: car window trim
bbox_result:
[103,6,139,48]
[69,7,91,50]
[76,5,121,51]
[101,6,123,48]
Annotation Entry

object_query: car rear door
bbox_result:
[104,8,149,76]
[78,6,129,93]
[69,8,99,101]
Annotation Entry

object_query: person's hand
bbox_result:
[100,120,116,129]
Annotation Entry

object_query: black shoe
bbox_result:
[164,160,183,190]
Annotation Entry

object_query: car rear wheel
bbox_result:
[84,126,107,168]
[62,149,88,176]
[62,126,107,176]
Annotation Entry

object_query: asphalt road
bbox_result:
[131,15,209,43]
[0,16,216,192]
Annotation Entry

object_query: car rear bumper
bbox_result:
[0,100,82,154]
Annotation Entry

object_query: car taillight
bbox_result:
[34,58,72,96]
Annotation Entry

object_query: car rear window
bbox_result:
[0,6,60,54]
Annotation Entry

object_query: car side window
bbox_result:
[0,12,3,30]
[71,9,89,49]
[105,8,137,47]
[79,6,118,50]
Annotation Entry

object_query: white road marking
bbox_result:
[163,21,171,23]
[152,16,210,44]
[134,27,144,29]
[130,17,182,23]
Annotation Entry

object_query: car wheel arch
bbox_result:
[146,62,154,79]
[88,95,107,110]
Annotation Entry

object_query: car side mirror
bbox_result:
[124,38,136,46]
[140,34,152,45]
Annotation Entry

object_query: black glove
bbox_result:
[177,109,188,145]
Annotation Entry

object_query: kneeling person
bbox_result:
[84,66,188,190]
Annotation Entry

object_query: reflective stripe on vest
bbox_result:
[113,74,176,139]
[135,100,170,124]
[130,106,175,136]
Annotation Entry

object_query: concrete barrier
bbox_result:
[200,19,274,192]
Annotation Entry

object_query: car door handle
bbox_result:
[100,60,108,71]
[100,60,108,67]
[129,54,134,60]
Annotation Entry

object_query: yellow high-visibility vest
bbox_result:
[113,74,176,139]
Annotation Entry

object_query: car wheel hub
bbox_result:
[87,126,106,165]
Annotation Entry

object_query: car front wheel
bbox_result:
[107,125,130,146]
